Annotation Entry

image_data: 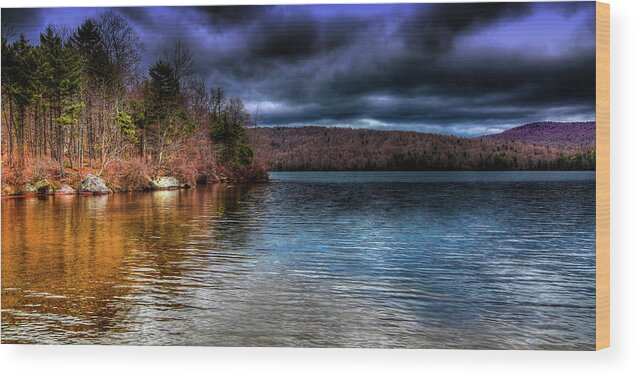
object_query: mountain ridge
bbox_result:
[482,121,596,149]
[248,122,596,171]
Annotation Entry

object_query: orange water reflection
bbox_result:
[2,184,259,343]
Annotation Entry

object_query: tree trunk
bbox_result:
[57,97,65,176]
[49,106,55,159]
[87,95,94,163]
[18,106,26,167]
[34,102,39,158]
[78,118,84,174]
[7,97,15,166]
[100,93,106,167]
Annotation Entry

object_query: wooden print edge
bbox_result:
[596,1,610,351]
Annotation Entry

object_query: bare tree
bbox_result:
[209,87,226,121]
[163,40,196,89]
[96,10,143,105]
[1,17,17,40]
[185,77,209,126]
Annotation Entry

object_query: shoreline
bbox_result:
[2,170,595,200]
[267,168,596,173]
[1,180,271,200]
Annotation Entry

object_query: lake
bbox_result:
[1,171,596,349]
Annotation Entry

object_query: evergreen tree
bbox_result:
[146,60,189,164]
[11,34,38,165]
[70,19,111,83]
[210,97,253,165]
[40,25,84,174]
[1,35,17,165]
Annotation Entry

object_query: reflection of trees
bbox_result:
[124,184,265,292]
[1,183,266,343]
[2,195,134,341]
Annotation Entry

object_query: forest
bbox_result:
[250,126,596,171]
[1,11,267,196]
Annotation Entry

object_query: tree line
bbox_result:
[2,11,261,189]
[250,126,596,171]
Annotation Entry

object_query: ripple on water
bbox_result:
[2,171,595,348]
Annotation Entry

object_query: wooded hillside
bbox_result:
[484,121,595,149]
[250,126,595,171]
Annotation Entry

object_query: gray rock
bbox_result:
[78,174,112,194]
[151,176,181,190]
[55,184,76,195]
[19,183,37,194]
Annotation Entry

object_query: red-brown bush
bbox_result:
[1,157,59,188]
[102,158,155,191]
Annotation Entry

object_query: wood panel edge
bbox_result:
[595,0,610,351]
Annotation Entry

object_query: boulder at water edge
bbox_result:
[55,184,76,195]
[78,174,112,194]
[19,183,37,195]
[151,176,183,190]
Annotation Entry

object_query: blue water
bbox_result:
[1,171,596,349]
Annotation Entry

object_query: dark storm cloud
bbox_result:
[1,3,597,135]
[400,2,532,53]
[195,5,275,26]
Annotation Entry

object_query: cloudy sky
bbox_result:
[2,2,596,135]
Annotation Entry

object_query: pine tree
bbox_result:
[30,45,48,158]
[1,35,17,165]
[40,25,84,175]
[70,19,112,165]
[70,19,111,83]
[210,97,253,165]
[146,60,183,164]
[40,25,64,170]
[11,34,38,165]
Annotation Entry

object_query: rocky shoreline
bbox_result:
[2,173,267,198]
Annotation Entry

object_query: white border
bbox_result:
[1,1,632,375]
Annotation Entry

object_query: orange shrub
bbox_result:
[32,157,59,181]
[163,153,198,186]
[1,157,58,188]
[102,158,155,191]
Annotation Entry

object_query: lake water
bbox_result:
[1,171,596,349]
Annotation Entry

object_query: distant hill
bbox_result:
[483,121,595,149]
[248,125,595,171]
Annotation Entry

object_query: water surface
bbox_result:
[1,171,596,349]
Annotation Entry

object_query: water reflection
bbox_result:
[2,184,262,344]
[2,172,595,348]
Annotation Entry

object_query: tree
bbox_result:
[113,110,137,144]
[70,18,112,166]
[209,87,226,121]
[1,35,17,165]
[146,60,190,165]
[96,11,142,107]
[71,18,112,83]
[163,40,195,90]
[210,97,254,165]
[40,25,84,175]
[11,34,38,165]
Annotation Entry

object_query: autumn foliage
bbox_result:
[1,12,267,194]
[251,126,596,171]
